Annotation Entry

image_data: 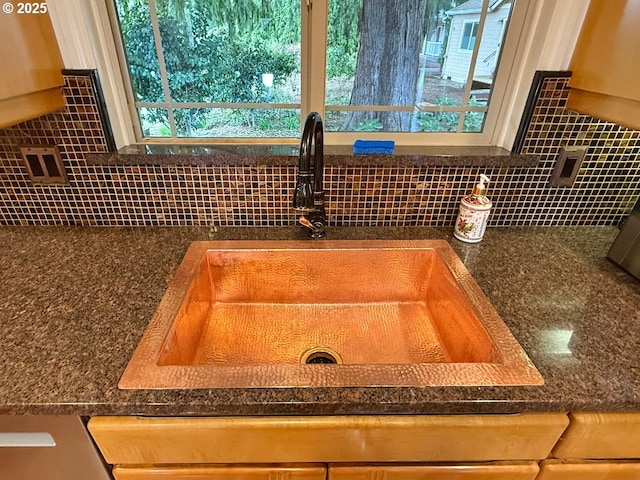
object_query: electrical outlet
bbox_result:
[20,145,68,185]
[549,147,587,187]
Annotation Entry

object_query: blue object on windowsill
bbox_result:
[353,140,395,155]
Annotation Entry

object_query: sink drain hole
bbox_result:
[300,347,343,365]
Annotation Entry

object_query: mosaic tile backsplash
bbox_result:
[1,72,639,227]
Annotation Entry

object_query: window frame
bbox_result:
[47,0,590,149]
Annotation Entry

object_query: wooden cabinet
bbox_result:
[537,460,640,480]
[88,414,568,465]
[0,10,64,128]
[543,413,640,480]
[112,465,326,480]
[567,0,640,130]
[88,414,567,480]
[553,412,640,459]
[328,463,540,480]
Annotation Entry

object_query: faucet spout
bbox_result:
[293,112,326,238]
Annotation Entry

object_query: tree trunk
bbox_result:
[341,0,428,131]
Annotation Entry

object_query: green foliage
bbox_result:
[415,95,485,132]
[326,0,361,78]
[263,0,300,45]
[355,118,383,132]
[115,0,164,103]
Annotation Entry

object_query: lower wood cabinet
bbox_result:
[537,460,640,480]
[112,465,326,480]
[86,411,640,480]
[328,463,540,480]
[88,414,568,464]
[552,413,640,459]
[88,414,567,480]
[545,412,640,480]
[111,463,542,480]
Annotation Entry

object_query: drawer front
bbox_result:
[88,414,568,465]
[113,465,326,480]
[329,463,539,480]
[537,460,640,480]
[553,413,640,459]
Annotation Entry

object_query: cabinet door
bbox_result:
[567,0,640,130]
[328,463,539,480]
[112,465,326,480]
[0,10,64,127]
[537,460,640,480]
[88,414,568,465]
[553,413,640,460]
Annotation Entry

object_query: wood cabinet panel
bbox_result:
[567,0,640,130]
[537,460,640,480]
[328,463,539,480]
[553,413,640,460]
[112,465,326,480]
[0,10,64,127]
[568,0,640,100]
[88,414,568,465]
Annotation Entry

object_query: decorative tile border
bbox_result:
[0,71,639,227]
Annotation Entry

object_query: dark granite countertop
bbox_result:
[86,144,539,167]
[0,225,638,416]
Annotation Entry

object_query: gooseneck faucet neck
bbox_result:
[293,112,326,238]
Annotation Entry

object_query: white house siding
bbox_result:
[442,3,512,84]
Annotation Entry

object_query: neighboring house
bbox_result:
[441,0,511,85]
[423,9,447,58]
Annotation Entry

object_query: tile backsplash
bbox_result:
[0,71,639,227]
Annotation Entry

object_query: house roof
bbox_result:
[446,0,510,15]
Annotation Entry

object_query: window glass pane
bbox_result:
[414,110,461,133]
[154,1,300,104]
[139,107,171,137]
[462,111,486,132]
[173,108,300,137]
[113,0,301,138]
[325,0,362,107]
[326,0,514,134]
[114,0,164,102]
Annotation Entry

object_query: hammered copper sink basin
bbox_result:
[119,240,543,388]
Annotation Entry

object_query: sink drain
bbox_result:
[300,347,343,365]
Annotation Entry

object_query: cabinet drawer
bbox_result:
[553,413,640,459]
[329,463,539,480]
[537,460,640,480]
[88,414,568,465]
[112,465,326,480]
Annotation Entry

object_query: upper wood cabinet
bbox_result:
[567,0,640,130]
[0,10,65,128]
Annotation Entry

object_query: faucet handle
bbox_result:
[298,215,326,239]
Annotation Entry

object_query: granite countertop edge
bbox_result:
[86,145,539,168]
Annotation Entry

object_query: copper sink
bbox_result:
[119,240,543,388]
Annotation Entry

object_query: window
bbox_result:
[460,21,479,51]
[108,0,525,143]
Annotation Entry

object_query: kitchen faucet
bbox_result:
[293,112,326,238]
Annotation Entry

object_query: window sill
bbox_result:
[86,144,539,168]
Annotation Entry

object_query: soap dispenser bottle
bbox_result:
[453,174,492,243]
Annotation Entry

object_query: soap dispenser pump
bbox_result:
[453,174,492,243]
